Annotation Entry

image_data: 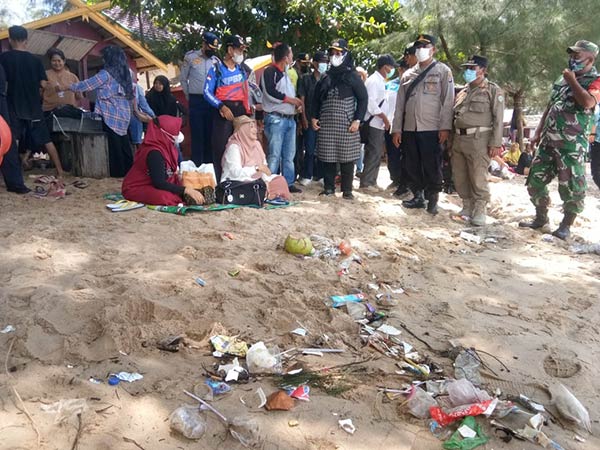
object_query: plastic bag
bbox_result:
[447,379,491,406]
[229,415,261,448]
[549,383,592,433]
[246,342,281,374]
[454,350,482,386]
[430,399,496,427]
[442,416,488,449]
[407,386,438,419]
[41,398,87,424]
[169,406,207,439]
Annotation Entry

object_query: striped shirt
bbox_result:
[70,70,132,136]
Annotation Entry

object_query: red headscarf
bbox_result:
[122,115,183,205]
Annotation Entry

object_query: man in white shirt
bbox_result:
[360,55,397,192]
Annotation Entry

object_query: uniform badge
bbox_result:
[193,58,201,65]
[498,95,504,102]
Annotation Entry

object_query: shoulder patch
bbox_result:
[497,95,504,103]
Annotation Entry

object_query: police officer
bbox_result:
[519,40,600,240]
[180,32,220,165]
[391,34,455,215]
[452,55,504,226]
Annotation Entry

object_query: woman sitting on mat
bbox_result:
[122,115,204,206]
[221,115,273,182]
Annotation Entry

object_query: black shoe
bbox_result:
[319,189,335,196]
[342,192,354,200]
[7,186,31,194]
[426,193,439,215]
[519,206,549,229]
[402,196,426,209]
[288,185,303,193]
[393,185,409,197]
[355,171,363,178]
[552,212,576,240]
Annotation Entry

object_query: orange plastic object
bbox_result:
[339,240,352,256]
[0,115,12,166]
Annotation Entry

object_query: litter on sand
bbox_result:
[0,325,15,333]
[338,418,356,435]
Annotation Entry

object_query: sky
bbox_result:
[0,0,59,26]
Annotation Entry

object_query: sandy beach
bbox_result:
[1,167,599,450]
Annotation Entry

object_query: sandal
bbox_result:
[71,180,89,189]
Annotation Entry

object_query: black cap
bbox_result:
[414,34,436,47]
[404,44,416,56]
[313,51,329,63]
[376,54,397,69]
[296,52,311,63]
[461,55,488,68]
[329,38,349,52]
[224,34,247,49]
[202,32,220,50]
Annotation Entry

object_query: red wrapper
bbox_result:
[430,399,495,426]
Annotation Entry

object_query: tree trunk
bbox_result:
[513,90,525,150]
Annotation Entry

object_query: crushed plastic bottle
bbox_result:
[454,349,482,386]
[169,406,207,439]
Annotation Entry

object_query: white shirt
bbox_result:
[364,71,389,130]
[220,143,274,183]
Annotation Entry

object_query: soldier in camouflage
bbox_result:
[519,40,600,240]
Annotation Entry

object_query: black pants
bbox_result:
[322,161,354,193]
[591,141,600,190]
[189,94,213,165]
[402,130,443,196]
[211,101,249,183]
[103,122,133,178]
[386,132,404,186]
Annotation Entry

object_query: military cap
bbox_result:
[313,51,329,63]
[296,52,311,63]
[329,38,349,52]
[567,40,599,57]
[202,32,221,50]
[414,34,436,47]
[461,55,488,68]
[224,34,248,49]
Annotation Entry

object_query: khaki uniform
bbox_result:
[452,79,504,203]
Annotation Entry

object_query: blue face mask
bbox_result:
[318,62,328,74]
[569,57,586,71]
[387,68,396,79]
[463,69,477,83]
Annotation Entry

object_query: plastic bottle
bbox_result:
[454,349,482,386]
[169,406,207,439]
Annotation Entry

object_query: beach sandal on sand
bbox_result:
[106,200,145,212]
[71,180,89,189]
[33,175,57,184]
[32,186,48,197]
[264,197,289,206]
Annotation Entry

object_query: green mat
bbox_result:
[147,202,295,216]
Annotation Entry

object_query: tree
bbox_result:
[372,0,600,147]
[112,0,407,62]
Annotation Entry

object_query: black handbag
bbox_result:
[215,179,266,206]
[360,98,385,144]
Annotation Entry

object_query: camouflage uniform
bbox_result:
[526,67,600,214]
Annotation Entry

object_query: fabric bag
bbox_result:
[266,175,290,201]
[359,98,385,144]
[215,179,266,206]
[181,171,216,189]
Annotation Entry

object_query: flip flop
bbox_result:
[106,200,145,212]
[32,186,48,197]
[71,180,89,189]
[34,175,56,184]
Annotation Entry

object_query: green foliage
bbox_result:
[112,0,406,62]
[372,0,600,111]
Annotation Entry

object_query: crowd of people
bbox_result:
[1,24,599,240]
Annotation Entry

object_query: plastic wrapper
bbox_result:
[407,386,438,419]
[442,416,488,449]
[454,350,482,386]
[246,342,281,374]
[169,406,207,439]
[229,416,261,448]
[549,383,591,432]
[447,379,491,406]
[41,398,87,424]
[210,335,248,357]
[430,399,496,427]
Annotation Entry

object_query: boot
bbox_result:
[458,199,473,217]
[402,190,425,209]
[552,212,576,240]
[471,201,487,226]
[426,192,439,215]
[519,205,549,229]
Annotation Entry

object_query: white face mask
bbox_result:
[331,54,345,67]
[318,62,328,74]
[415,47,432,63]
[161,129,184,144]
[233,52,244,64]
